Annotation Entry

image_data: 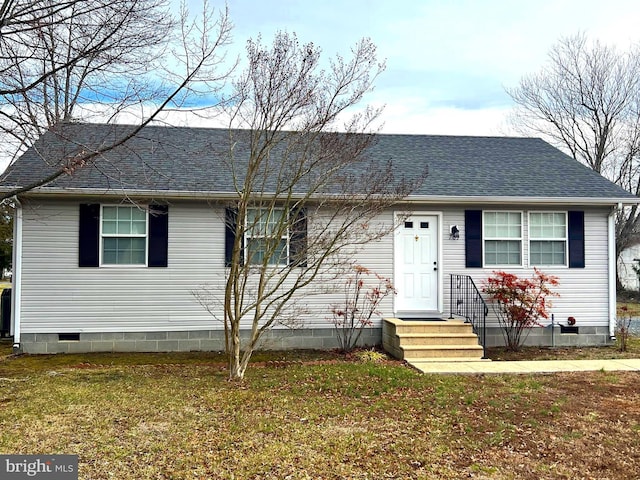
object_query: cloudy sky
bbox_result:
[218,0,640,137]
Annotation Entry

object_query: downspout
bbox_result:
[608,204,620,340]
[11,197,22,352]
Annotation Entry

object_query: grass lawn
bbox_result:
[0,350,638,479]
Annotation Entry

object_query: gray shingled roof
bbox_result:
[0,122,635,201]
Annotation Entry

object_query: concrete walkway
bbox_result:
[411,358,640,374]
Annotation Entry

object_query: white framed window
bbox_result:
[483,211,522,266]
[101,205,148,265]
[529,212,567,266]
[245,208,289,265]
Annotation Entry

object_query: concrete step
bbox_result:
[409,357,491,363]
[395,322,475,335]
[397,333,480,346]
[383,318,485,362]
[401,344,485,359]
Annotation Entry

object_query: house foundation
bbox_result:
[17,328,382,354]
[483,325,613,348]
[16,324,613,354]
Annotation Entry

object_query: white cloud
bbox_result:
[221,0,640,136]
[371,101,515,137]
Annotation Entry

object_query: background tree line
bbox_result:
[508,33,640,286]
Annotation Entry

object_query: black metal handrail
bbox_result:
[449,274,489,358]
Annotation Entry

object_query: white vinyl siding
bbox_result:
[17,200,394,333]
[443,206,610,329]
[483,211,522,266]
[17,200,611,334]
[20,200,223,333]
[529,212,567,266]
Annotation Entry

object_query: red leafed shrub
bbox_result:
[483,269,559,351]
[329,265,396,352]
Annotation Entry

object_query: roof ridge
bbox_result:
[53,121,542,141]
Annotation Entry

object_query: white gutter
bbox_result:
[3,186,640,206]
[608,204,619,339]
[386,195,640,206]
[11,197,22,350]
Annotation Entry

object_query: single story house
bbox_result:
[1,122,637,355]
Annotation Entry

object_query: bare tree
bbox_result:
[0,0,233,197]
[194,32,425,381]
[506,33,640,270]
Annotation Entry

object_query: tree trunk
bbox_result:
[229,325,244,381]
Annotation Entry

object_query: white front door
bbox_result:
[394,214,440,314]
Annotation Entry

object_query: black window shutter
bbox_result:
[568,210,585,268]
[225,207,241,267]
[148,205,169,267]
[79,204,100,267]
[289,208,307,267]
[465,210,483,268]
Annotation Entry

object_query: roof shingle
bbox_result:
[1,122,634,201]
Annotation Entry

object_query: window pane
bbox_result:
[131,238,146,264]
[270,239,288,265]
[554,212,566,226]
[103,207,117,220]
[102,220,117,235]
[246,209,265,236]
[530,225,541,238]
[246,208,288,265]
[530,213,566,239]
[117,220,132,235]
[117,242,131,264]
[131,219,147,235]
[247,238,288,265]
[541,225,554,237]
[266,210,283,235]
[103,206,147,235]
[131,208,146,221]
[246,209,258,225]
[247,238,266,264]
[103,237,146,265]
[485,240,521,265]
[531,240,566,265]
[554,224,566,237]
[494,225,509,237]
[496,212,508,224]
[103,238,118,264]
[508,225,521,237]
[101,206,147,265]
[530,214,541,227]
[484,212,521,239]
[247,208,285,236]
